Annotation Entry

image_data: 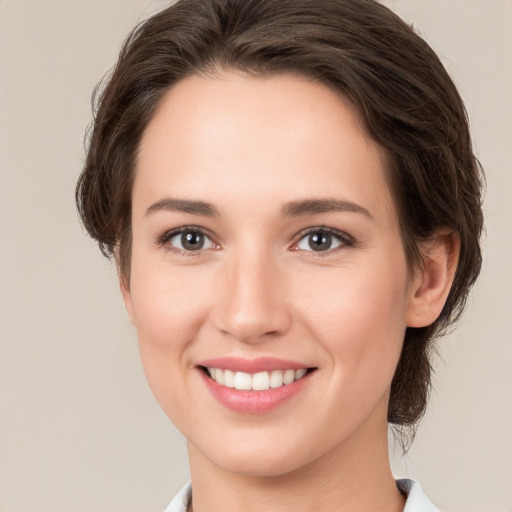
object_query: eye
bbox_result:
[294,228,352,253]
[160,227,217,252]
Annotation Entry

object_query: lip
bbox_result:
[197,356,310,373]
[199,368,315,414]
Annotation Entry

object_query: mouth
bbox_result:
[200,366,316,391]
[196,356,318,413]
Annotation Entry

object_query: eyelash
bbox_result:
[156,225,355,256]
[292,226,355,256]
[157,225,219,256]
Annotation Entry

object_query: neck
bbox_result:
[187,403,405,512]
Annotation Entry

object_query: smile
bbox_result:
[205,367,309,391]
[197,357,317,413]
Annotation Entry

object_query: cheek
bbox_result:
[294,258,409,390]
[127,259,212,407]
[130,257,210,343]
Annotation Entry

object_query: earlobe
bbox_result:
[120,275,136,325]
[406,229,460,328]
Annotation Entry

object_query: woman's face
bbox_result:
[123,72,420,477]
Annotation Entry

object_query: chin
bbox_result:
[217,452,306,478]
[191,432,318,479]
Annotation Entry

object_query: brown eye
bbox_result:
[307,232,333,251]
[181,231,205,250]
[168,229,216,252]
[295,229,350,253]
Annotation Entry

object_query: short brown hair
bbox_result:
[76,0,484,431]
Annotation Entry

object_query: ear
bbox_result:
[120,275,136,325]
[406,229,460,328]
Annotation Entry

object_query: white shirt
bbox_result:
[164,479,440,511]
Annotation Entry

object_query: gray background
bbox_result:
[0,1,511,511]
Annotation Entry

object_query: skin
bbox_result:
[122,72,458,512]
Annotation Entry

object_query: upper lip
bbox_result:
[197,357,313,373]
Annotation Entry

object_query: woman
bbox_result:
[76,0,483,510]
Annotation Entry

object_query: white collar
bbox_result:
[396,479,440,511]
[164,479,440,511]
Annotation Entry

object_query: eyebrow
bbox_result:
[145,197,373,220]
[281,198,374,220]
[145,198,220,217]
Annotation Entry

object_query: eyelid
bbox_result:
[290,226,355,253]
[156,225,354,255]
[156,225,220,253]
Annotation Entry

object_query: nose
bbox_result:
[211,249,292,344]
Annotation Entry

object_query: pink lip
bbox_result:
[199,369,314,414]
[197,356,310,373]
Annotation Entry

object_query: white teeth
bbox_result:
[206,367,310,391]
[252,371,270,391]
[234,371,252,390]
[269,370,283,388]
[295,368,307,380]
[283,369,295,385]
[224,369,235,388]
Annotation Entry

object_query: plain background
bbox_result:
[0,1,511,511]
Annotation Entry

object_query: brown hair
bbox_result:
[76,0,484,432]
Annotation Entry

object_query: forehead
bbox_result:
[135,71,395,222]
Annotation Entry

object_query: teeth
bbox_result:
[206,367,310,391]
[252,371,270,391]
[283,369,295,385]
[269,370,283,388]
[234,371,252,390]
[295,368,307,380]
[224,369,235,388]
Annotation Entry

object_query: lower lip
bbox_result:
[200,370,314,414]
